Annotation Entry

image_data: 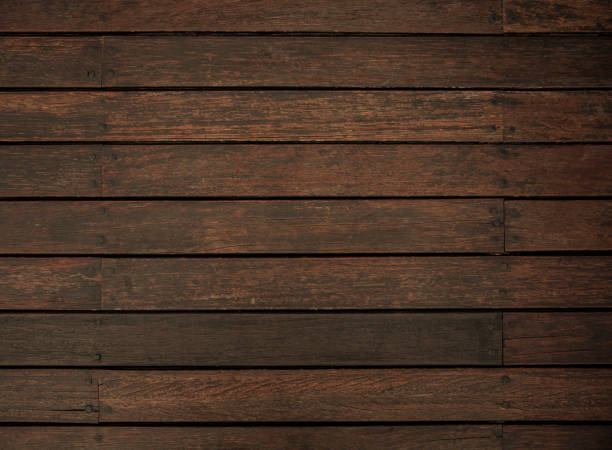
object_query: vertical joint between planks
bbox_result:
[99,258,104,310]
[501,0,505,33]
[100,36,105,88]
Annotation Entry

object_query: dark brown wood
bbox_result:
[102,256,612,310]
[506,200,612,251]
[99,369,612,422]
[504,312,612,365]
[0,425,503,449]
[0,200,503,254]
[0,258,100,310]
[0,370,98,423]
[0,91,502,142]
[503,425,612,449]
[504,0,612,32]
[0,0,502,33]
[0,38,101,87]
[0,313,501,366]
[102,36,612,88]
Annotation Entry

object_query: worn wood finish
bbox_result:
[506,200,612,251]
[0,200,503,254]
[99,369,612,422]
[504,313,612,365]
[504,0,612,32]
[0,313,501,366]
[0,0,502,33]
[0,370,98,423]
[503,425,612,450]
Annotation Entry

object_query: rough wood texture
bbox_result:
[0,0,502,33]
[0,370,98,423]
[506,200,612,251]
[0,425,503,449]
[504,313,612,365]
[0,200,504,254]
[102,36,612,88]
[503,425,612,450]
[0,313,501,366]
[99,369,612,422]
[102,256,612,310]
[504,0,612,32]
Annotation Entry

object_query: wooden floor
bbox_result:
[1,1,611,448]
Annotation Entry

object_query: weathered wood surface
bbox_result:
[503,425,612,450]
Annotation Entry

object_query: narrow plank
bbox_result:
[504,0,612,32]
[0,91,502,142]
[0,313,501,366]
[0,37,101,87]
[0,370,98,423]
[0,258,100,310]
[0,200,503,254]
[506,200,612,251]
[503,425,612,450]
[504,312,612,365]
[0,0,502,33]
[99,369,612,422]
[103,256,612,310]
[0,425,503,449]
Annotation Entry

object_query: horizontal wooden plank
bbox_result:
[506,200,612,251]
[102,36,612,88]
[504,312,612,365]
[503,425,612,450]
[103,256,612,310]
[0,425,503,449]
[504,0,612,32]
[0,370,98,423]
[0,200,503,254]
[0,0,502,33]
[0,313,501,366]
[99,368,612,422]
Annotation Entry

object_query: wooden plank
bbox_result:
[504,312,612,365]
[99,369,612,422]
[0,91,502,142]
[0,370,98,423]
[0,425,503,449]
[506,200,612,251]
[0,200,503,254]
[0,258,100,310]
[0,38,101,87]
[0,313,501,366]
[0,0,502,33]
[503,425,612,450]
[504,0,612,32]
[103,256,612,310]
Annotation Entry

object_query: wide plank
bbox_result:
[503,425,612,450]
[0,91,502,142]
[0,200,503,254]
[506,200,612,251]
[0,0,501,33]
[0,425,502,449]
[504,312,612,365]
[99,368,612,422]
[0,370,98,423]
[103,256,612,310]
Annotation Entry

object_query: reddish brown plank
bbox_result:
[504,313,612,365]
[0,258,100,310]
[504,0,612,32]
[0,313,501,366]
[506,200,612,251]
[99,369,612,422]
[0,425,502,449]
[0,0,501,33]
[0,91,502,142]
[503,425,612,450]
[0,370,98,423]
[0,200,503,254]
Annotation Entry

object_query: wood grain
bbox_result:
[0,313,501,366]
[0,0,502,33]
[0,370,98,423]
[99,369,612,422]
[506,200,612,251]
[0,200,504,254]
[503,425,612,450]
[504,313,612,365]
